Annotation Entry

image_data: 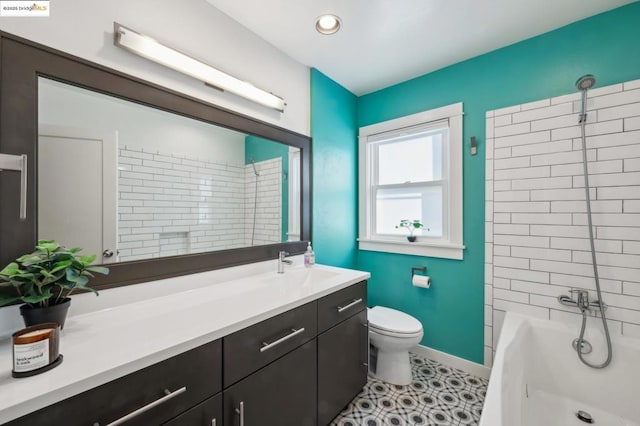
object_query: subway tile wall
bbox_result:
[484,78,640,367]
[244,157,282,246]
[118,148,281,262]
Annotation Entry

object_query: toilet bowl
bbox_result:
[368,306,423,386]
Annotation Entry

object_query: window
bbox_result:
[287,147,301,241]
[358,102,464,259]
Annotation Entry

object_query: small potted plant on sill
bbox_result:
[396,219,428,242]
[0,240,109,329]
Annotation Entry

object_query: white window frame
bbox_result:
[358,102,465,260]
[287,146,301,241]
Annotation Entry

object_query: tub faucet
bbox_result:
[558,288,605,313]
[574,289,589,312]
[277,251,293,274]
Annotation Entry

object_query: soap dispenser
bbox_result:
[304,242,315,268]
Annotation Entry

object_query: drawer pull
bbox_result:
[337,298,363,313]
[235,401,245,426]
[104,386,187,426]
[260,327,305,352]
[211,419,216,426]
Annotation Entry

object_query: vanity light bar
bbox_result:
[113,23,286,112]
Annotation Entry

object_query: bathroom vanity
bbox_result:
[0,262,369,426]
[0,29,369,426]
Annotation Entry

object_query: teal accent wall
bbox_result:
[311,3,640,363]
[245,135,289,242]
[310,69,359,268]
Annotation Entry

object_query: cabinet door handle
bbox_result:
[260,327,305,352]
[363,320,370,370]
[235,401,245,426]
[337,298,363,313]
[103,386,186,426]
[211,418,216,426]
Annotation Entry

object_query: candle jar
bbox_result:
[12,322,63,378]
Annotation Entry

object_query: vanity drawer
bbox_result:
[318,281,367,333]
[7,339,222,426]
[223,301,317,387]
[163,392,222,426]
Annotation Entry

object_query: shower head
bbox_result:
[576,75,596,91]
[576,74,596,124]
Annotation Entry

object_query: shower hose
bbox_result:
[575,104,613,369]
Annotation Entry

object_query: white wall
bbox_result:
[484,78,640,367]
[39,78,245,162]
[244,158,282,246]
[0,0,310,135]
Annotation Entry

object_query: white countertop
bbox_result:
[0,261,370,423]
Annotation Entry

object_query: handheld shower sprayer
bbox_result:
[576,74,596,124]
[560,74,613,369]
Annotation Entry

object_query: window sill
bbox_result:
[358,238,465,260]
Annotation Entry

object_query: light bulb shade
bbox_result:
[114,23,285,112]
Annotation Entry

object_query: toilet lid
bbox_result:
[368,306,423,334]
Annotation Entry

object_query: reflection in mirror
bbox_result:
[38,78,300,264]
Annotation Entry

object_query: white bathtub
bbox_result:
[480,312,640,426]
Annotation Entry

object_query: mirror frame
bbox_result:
[0,31,312,291]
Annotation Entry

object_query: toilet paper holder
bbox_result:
[411,266,426,279]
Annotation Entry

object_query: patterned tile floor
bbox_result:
[331,354,488,426]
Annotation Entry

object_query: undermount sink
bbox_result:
[260,266,339,286]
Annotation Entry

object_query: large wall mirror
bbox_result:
[0,32,311,290]
[38,78,302,264]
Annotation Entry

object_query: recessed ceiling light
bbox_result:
[316,14,341,35]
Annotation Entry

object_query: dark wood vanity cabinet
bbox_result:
[318,310,369,426]
[223,301,317,387]
[223,340,317,426]
[6,339,223,426]
[163,393,222,426]
[3,281,368,426]
[317,281,367,332]
[317,282,369,425]
[222,302,318,426]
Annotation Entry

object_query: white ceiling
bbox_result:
[205,0,636,96]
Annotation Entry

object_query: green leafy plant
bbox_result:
[395,219,427,236]
[0,240,109,308]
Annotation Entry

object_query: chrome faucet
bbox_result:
[558,288,606,313]
[277,251,293,274]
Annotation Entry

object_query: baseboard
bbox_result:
[410,344,491,380]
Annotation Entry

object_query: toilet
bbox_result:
[367,306,424,386]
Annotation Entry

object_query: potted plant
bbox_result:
[0,240,109,329]
[396,219,427,242]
